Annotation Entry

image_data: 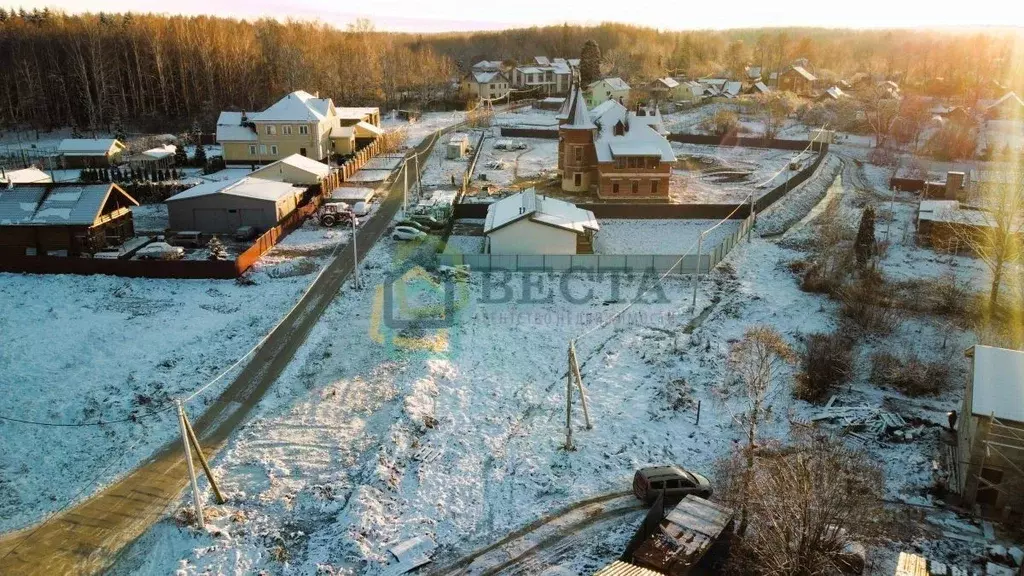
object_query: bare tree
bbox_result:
[755,91,797,140]
[727,325,797,535]
[947,171,1024,313]
[716,433,885,576]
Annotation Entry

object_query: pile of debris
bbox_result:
[810,396,923,442]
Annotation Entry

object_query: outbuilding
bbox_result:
[447,134,470,159]
[0,183,138,257]
[955,345,1024,512]
[165,176,305,234]
[250,154,332,185]
[0,166,52,184]
[484,188,599,255]
[56,138,127,168]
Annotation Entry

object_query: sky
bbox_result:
[10,0,1024,32]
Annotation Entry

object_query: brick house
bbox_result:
[557,88,675,200]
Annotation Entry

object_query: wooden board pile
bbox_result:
[810,396,915,441]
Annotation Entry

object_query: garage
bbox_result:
[165,176,304,234]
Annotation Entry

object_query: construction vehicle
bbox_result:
[317,202,356,227]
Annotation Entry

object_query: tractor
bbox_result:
[317,202,356,227]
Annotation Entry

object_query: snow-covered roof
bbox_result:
[824,86,846,100]
[261,154,332,178]
[591,77,630,92]
[484,189,598,236]
[556,90,575,120]
[563,88,596,130]
[652,77,680,89]
[56,138,125,156]
[986,91,1024,112]
[258,90,334,122]
[534,56,550,66]
[165,176,302,203]
[969,345,1024,422]
[470,70,505,84]
[216,111,258,142]
[785,66,817,82]
[0,184,137,226]
[142,144,177,160]
[336,106,380,121]
[472,60,503,70]
[917,199,1018,229]
[745,66,762,79]
[699,78,728,88]
[723,82,743,97]
[516,66,545,75]
[589,102,674,164]
[0,167,51,184]
[752,82,771,94]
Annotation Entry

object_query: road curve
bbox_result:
[0,129,450,576]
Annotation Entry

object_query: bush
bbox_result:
[795,332,855,403]
[701,109,740,136]
[870,352,950,396]
[839,276,901,334]
[799,261,844,296]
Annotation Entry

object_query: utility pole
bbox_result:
[351,210,360,289]
[565,351,574,451]
[177,400,205,528]
[402,161,408,218]
[569,341,592,430]
[180,406,225,504]
[885,186,896,244]
[749,192,755,243]
[691,232,705,310]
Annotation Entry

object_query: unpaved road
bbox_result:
[0,129,451,576]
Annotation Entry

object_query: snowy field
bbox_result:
[492,106,560,128]
[669,142,814,204]
[382,110,469,148]
[473,137,558,187]
[106,142,1017,574]
[0,216,354,534]
[595,219,741,255]
[129,204,169,232]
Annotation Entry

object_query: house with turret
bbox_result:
[557,87,675,200]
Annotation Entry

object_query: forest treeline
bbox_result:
[0,8,1021,132]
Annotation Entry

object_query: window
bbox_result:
[490,83,495,90]
[249,145,257,155]
[282,125,293,136]
[299,125,309,135]
[612,181,620,194]
[628,157,640,169]
[646,157,658,169]
[631,180,639,194]
[265,125,276,136]
[651,180,659,195]
[615,157,626,169]
[650,481,665,490]
[573,173,582,187]
[270,145,278,155]
[259,144,267,154]
[665,479,681,489]
[573,146,583,162]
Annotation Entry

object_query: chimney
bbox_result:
[241,110,248,123]
[946,171,965,201]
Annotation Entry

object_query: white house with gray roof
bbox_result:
[484,188,599,255]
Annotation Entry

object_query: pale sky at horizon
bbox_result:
[8,0,1024,32]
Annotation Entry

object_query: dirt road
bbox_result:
[0,130,448,576]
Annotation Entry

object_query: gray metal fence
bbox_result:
[440,213,754,275]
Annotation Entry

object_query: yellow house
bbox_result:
[461,71,510,102]
[216,91,381,164]
[585,78,630,107]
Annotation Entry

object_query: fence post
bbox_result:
[691,232,704,310]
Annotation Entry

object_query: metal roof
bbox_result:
[166,176,302,203]
[0,184,136,226]
[594,561,663,576]
[969,345,1024,422]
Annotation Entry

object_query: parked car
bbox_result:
[395,220,431,233]
[170,231,203,248]
[136,242,185,260]
[235,226,257,241]
[633,465,713,505]
[392,226,427,241]
[410,214,445,230]
[352,201,370,217]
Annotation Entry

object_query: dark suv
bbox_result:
[633,465,713,505]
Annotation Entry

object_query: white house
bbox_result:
[484,189,599,255]
[250,153,332,185]
[586,78,631,107]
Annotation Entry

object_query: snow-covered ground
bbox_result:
[0,215,354,534]
[107,139,1014,574]
[382,110,469,148]
[595,219,741,255]
[669,142,814,204]
[130,203,169,232]
[473,137,558,187]
[493,106,560,128]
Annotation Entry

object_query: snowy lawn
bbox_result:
[472,137,558,187]
[0,215,355,533]
[493,106,560,128]
[595,219,741,255]
[382,110,468,148]
[669,142,813,204]
[443,235,484,255]
[129,204,169,232]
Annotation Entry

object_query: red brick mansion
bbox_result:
[556,87,675,200]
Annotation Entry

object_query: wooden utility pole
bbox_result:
[691,232,705,310]
[177,400,205,528]
[569,341,591,430]
[180,406,226,505]
[565,345,574,451]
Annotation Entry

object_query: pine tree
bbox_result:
[579,40,602,87]
[207,235,228,261]
[174,144,188,166]
[854,204,876,268]
[112,115,127,142]
[193,144,207,167]
[71,123,82,138]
